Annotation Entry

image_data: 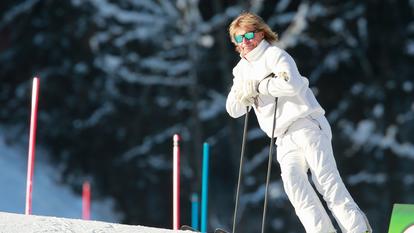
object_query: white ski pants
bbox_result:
[276,116,371,233]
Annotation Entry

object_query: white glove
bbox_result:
[233,79,259,106]
[240,94,255,106]
[234,89,253,106]
[242,79,259,98]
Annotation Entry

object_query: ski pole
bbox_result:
[232,107,250,233]
[261,97,278,233]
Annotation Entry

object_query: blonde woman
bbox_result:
[226,12,372,233]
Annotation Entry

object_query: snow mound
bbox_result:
[0,212,192,233]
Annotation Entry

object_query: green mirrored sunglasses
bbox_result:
[234,31,255,44]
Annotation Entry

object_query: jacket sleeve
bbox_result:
[226,69,249,118]
[261,48,308,97]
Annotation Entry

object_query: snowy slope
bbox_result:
[0,128,118,221]
[0,212,190,233]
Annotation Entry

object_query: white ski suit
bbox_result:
[226,40,371,233]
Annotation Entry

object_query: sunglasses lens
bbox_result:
[234,35,243,43]
[245,32,255,40]
[234,32,256,43]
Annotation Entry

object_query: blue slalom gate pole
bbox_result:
[191,193,199,230]
[201,142,210,233]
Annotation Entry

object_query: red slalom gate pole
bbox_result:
[173,134,181,230]
[82,181,91,220]
[25,77,40,215]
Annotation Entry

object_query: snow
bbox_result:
[73,103,115,129]
[340,119,414,160]
[277,3,309,49]
[0,129,192,232]
[0,212,189,233]
[403,81,413,92]
[275,0,291,12]
[0,0,40,29]
[121,125,182,161]
[241,181,285,205]
[198,91,226,121]
[0,128,118,221]
[347,172,387,185]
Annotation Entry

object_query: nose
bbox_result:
[241,37,250,44]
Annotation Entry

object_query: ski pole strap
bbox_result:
[256,73,276,94]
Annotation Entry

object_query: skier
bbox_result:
[225,12,372,233]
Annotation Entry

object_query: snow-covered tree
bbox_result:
[1,0,413,232]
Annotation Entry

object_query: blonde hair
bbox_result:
[228,12,278,44]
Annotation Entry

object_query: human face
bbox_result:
[233,27,264,57]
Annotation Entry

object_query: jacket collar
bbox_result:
[242,40,270,62]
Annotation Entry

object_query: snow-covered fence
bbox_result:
[0,212,192,233]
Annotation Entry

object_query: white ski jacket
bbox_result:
[226,40,325,138]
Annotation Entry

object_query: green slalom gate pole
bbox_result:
[201,143,210,233]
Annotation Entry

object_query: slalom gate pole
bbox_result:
[173,134,181,230]
[25,77,40,215]
[232,107,250,233]
[201,142,210,233]
[261,97,278,233]
[82,181,91,220]
[191,193,199,230]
